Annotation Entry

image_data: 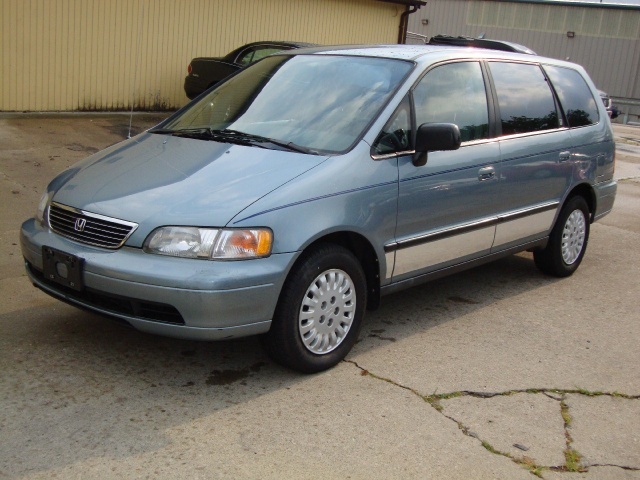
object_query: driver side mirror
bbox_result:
[413,123,461,166]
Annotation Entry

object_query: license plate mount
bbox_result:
[42,247,85,292]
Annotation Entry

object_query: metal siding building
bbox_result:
[0,0,413,111]
[407,0,640,121]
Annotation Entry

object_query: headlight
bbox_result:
[144,227,273,260]
[36,191,53,225]
[212,229,273,259]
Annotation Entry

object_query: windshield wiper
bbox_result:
[150,127,317,154]
[219,129,317,154]
[150,127,223,139]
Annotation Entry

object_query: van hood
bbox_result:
[51,132,326,245]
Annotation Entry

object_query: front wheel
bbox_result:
[534,196,590,277]
[262,244,367,373]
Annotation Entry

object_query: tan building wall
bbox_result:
[1,0,405,111]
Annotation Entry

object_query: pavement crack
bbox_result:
[344,361,546,477]
[345,360,639,478]
[343,359,421,397]
[543,391,563,401]
[424,387,640,401]
[559,397,585,472]
[587,464,640,471]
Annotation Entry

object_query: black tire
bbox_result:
[534,196,590,277]
[262,244,367,373]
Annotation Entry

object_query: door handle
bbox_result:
[559,151,571,162]
[478,166,496,181]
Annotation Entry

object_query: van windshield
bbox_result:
[157,55,413,154]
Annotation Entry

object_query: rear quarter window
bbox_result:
[543,65,599,127]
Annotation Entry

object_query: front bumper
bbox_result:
[21,218,298,340]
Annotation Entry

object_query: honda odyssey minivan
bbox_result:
[21,44,616,372]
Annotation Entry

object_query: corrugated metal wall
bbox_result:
[407,0,640,103]
[0,0,403,111]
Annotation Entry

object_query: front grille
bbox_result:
[48,202,138,249]
[28,262,185,325]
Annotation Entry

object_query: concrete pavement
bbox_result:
[1,115,639,479]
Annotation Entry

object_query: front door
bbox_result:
[392,61,501,281]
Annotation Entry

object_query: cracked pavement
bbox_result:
[1,115,639,479]
[350,361,640,478]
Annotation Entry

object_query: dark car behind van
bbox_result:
[184,41,315,99]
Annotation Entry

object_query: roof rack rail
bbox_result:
[427,35,536,55]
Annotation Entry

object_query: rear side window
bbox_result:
[489,62,559,136]
[543,65,599,127]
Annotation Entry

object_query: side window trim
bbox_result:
[235,47,257,65]
[479,60,499,139]
[538,65,568,129]
[409,89,417,149]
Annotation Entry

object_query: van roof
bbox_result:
[285,44,543,63]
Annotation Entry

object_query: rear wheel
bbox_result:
[534,196,590,277]
[262,244,366,373]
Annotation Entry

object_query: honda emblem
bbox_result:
[74,218,87,232]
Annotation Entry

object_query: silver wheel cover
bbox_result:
[561,209,586,265]
[298,269,356,354]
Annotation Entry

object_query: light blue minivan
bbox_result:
[21,44,616,372]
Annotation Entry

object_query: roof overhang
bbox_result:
[375,0,427,7]
[486,0,639,12]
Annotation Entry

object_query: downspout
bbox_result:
[398,4,420,44]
